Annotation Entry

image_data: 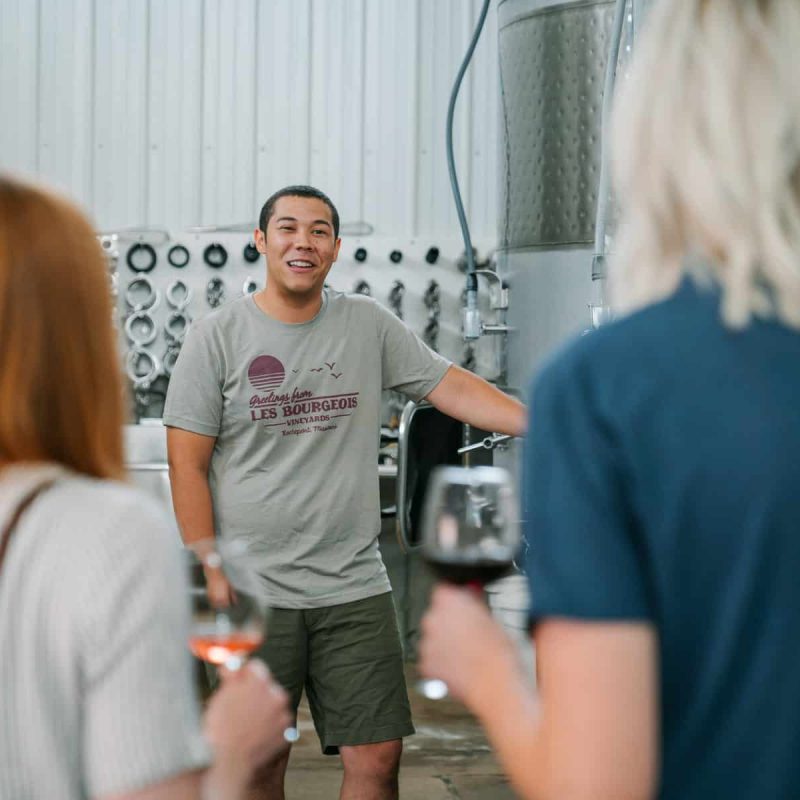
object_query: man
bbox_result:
[164,185,526,800]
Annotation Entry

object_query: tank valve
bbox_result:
[457,434,513,454]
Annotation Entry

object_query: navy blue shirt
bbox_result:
[524,278,800,800]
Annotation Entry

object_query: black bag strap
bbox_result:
[0,477,57,572]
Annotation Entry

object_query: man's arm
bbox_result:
[420,586,659,800]
[424,365,527,437]
[166,426,217,547]
[166,427,233,605]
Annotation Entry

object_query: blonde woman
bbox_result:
[0,177,291,800]
[419,1,800,799]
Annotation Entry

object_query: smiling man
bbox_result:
[163,185,526,800]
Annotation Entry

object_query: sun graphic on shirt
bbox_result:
[247,355,286,392]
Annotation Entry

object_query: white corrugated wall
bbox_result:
[0,0,499,241]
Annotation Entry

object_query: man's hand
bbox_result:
[203,564,236,608]
[425,365,527,438]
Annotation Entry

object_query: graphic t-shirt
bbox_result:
[163,289,450,608]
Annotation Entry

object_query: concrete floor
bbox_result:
[282,664,517,799]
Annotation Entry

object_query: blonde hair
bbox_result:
[0,177,125,479]
[611,0,800,328]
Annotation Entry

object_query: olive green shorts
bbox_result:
[255,591,415,755]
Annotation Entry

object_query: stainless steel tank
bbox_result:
[487,0,651,663]
[498,0,654,391]
[499,0,617,394]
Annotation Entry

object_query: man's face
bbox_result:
[254,195,341,301]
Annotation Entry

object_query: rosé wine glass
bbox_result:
[184,538,300,743]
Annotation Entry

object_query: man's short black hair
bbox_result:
[258,185,340,239]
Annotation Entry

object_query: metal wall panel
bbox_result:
[0,1,39,177]
[363,0,419,235]
[309,0,365,224]
[147,0,204,230]
[94,0,150,229]
[0,0,499,242]
[255,0,312,200]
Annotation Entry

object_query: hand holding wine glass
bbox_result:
[419,582,518,708]
[417,466,519,700]
[185,539,264,671]
[184,538,301,743]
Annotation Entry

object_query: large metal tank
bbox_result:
[499,0,619,393]
[498,0,655,393]
[487,0,656,663]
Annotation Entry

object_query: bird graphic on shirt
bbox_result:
[331,372,342,379]
[291,369,300,374]
[310,367,323,372]
[325,361,336,370]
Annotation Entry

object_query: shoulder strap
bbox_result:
[0,478,57,573]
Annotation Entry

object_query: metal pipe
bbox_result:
[592,0,629,308]
[444,0,492,341]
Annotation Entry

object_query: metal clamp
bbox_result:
[99,233,119,267]
[124,276,159,312]
[165,311,190,343]
[423,280,441,314]
[388,280,405,319]
[423,318,439,351]
[166,279,191,309]
[206,277,226,308]
[167,244,190,268]
[124,311,157,346]
[126,242,157,273]
[126,346,160,388]
[460,343,476,372]
[163,342,182,376]
[473,268,509,311]
[204,242,228,269]
[243,242,260,263]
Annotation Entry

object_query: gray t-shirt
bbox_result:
[163,290,450,608]
[0,465,210,800]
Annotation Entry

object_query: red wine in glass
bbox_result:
[424,555,514,588]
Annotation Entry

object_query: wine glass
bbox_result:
[417,466,519,700]
[184,538,300,743]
